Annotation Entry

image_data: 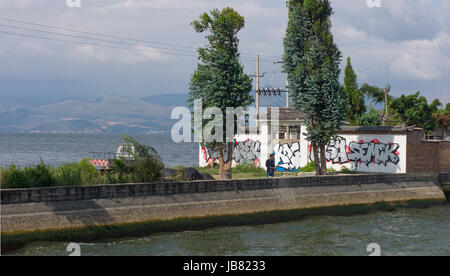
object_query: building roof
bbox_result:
[339,125,417,133]
[257,108,307,122]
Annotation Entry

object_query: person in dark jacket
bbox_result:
[266,154,275,177]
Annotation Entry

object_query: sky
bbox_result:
[0,0,449,106]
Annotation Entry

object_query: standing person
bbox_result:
[266,154,275,177]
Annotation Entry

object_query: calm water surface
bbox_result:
[0,133,198,168]
[4,205,449,256]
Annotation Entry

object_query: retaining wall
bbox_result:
[1,173,446,240]
[0,173,443,205]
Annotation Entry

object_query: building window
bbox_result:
[279,133,285,139]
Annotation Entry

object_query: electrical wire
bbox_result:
[0,16,281,61]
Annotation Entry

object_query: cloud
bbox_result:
[69,44,172,63]
[0,0,36,9]
[389,33,450,81]
[0,0,449,104]
[18,40,52,55]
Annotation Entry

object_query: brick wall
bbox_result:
[438,141,450,172]
[406,129,450,173]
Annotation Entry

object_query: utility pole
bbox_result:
[274,60,289,108]
[248,55,265,130]
[286,75,290,109]
[256,54,260,120]
[382,86,390,126]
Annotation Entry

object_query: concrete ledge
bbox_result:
[1,173,446,250]
[1,181,445,234]
[0,173,441,205]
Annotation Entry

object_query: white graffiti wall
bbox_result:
[273,142,302,172]
[306,134,407,173]
[198,131,270,168]
[198,124,408,174]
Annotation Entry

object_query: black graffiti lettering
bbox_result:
[274,142,301,171]
[361,143,373,165]
[203,140,261,165]
[387,143,400,165]
[310,137,348,164]
[373,143,387,165]
[329,138,348,164]
[348,142,361,162]
[233,140,261,165]
[348,141,400,166]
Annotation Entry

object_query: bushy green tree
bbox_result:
[343,57,365,124]
[121,135,163,183]
[355,105,382,126]
[360,83,392,105]
[283,0,347,175]
[188,8,253,179]
[390,92,442,133]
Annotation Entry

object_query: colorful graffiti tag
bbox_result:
[273,142,301,172]
[309,137,400,166]
[201,139,261,165]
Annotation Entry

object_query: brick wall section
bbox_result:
[438,141,450,172]
[406,129,450,173]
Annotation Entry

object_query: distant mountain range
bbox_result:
[0,94,188,134]
[0,91,289,134]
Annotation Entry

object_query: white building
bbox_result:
[199,108,409,174]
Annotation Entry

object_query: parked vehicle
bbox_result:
[89,143,161,170]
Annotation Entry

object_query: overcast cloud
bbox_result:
[0,0,449,105]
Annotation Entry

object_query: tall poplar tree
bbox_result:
[283,0,347,175]
[343,57,366,124]
[188,8,253,179]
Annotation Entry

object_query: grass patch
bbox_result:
[340,166,360,174]
[299,162,316,173]
[0,157,163,189]
[195,164,267,179]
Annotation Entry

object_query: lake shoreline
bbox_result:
[1,173,447,253]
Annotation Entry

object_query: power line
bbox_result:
[0,23,199,56]
[0,28,274,63]
[0,30,197,58]
[0,29,278,63]
[0,16,281,61]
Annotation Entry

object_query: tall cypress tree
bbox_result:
[343,57,366,125]
[283,0,347,175]
[188,8,253,179]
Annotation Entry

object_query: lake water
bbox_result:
[0,133,198,168]
[1,134,449,256]
[4,205,449,256]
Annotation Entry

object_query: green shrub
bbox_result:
[340,166,359,174]
[299,162,317,173]
[130,156,163,183]
[77,158,100,185]
[121,136,164,183]
[54,163,82,187]
[234,164,265,174]
[29,160,56,187]
[0,165,33,189]
[0,160,56,189]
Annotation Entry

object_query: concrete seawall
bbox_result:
[1,173,447,248]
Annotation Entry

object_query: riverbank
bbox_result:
[1,173,447,252]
